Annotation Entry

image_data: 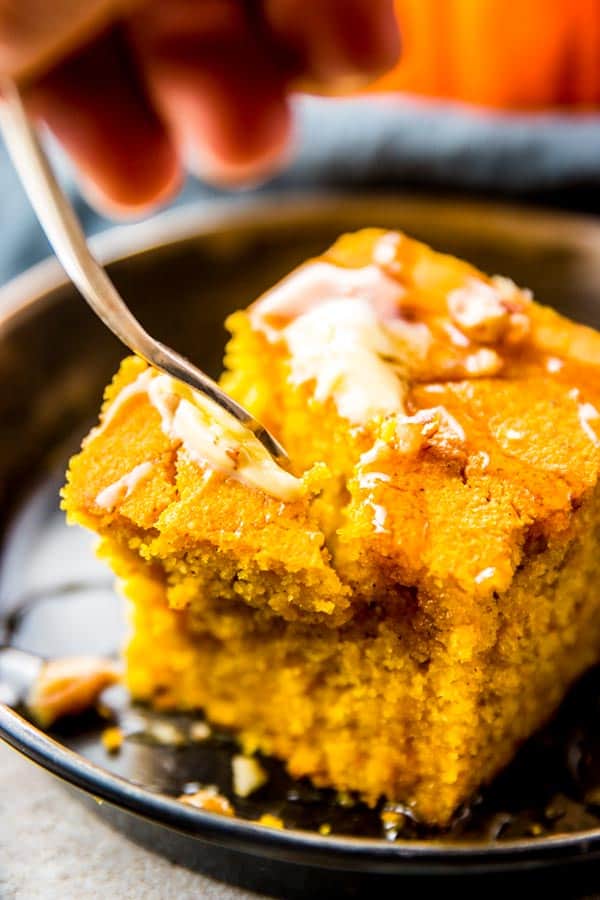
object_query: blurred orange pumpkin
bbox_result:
[368,0,600,108]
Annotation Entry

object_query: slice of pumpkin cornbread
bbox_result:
[63,356,350,624]
[63,228,600,825]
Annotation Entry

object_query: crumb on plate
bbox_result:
[27,656,121,728]
[101,725,124,753]
[178,786,234,817]
[232,754,268,798]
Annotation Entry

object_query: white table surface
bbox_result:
[0,741,265,899]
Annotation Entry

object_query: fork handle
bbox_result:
[0,79,288,463]
[0,79,156,353]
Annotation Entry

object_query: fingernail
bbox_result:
[75,166,183,219]
[182,127,295,190]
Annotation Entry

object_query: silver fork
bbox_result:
[0,79,288,465]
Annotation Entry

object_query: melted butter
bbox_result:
[359,439,392,468]
[578,401,600,447]
[569,388,600,448]
[248,245,540,429]
[95,461,153,510]
[251,261,412,424]
[252,261,404,336]
[358,471,391,490]
[283,298,408,423]
[443,321,471,348]
[447,278,509,343]
[475,566,497,585]
[355,455,391,535]
[372,232,403,275]
[546,356,564,374]
[472,450,491,472]
[90,370,302,502]
[368,500,389,534]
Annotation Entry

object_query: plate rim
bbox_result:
[3,189,600,332]
[3,703,600,873]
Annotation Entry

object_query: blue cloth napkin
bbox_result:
[2,96,600,287]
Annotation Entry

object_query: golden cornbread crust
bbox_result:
[65,355,349,625]
[62,229,600,825]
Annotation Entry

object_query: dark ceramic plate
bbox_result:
[3,196,600,897]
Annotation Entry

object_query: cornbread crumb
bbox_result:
[27,657,120,728]
[178,787,234,817]
[258,813,284,829]
[145,720,186,747]
[380,809,404,827]
[189,721,211,742]
[380,802,411,839]
[232,755,267,798]
[101,726,124,753]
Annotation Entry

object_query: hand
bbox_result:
[0,0,400,212]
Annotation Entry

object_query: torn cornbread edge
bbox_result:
[62,356,352,626]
